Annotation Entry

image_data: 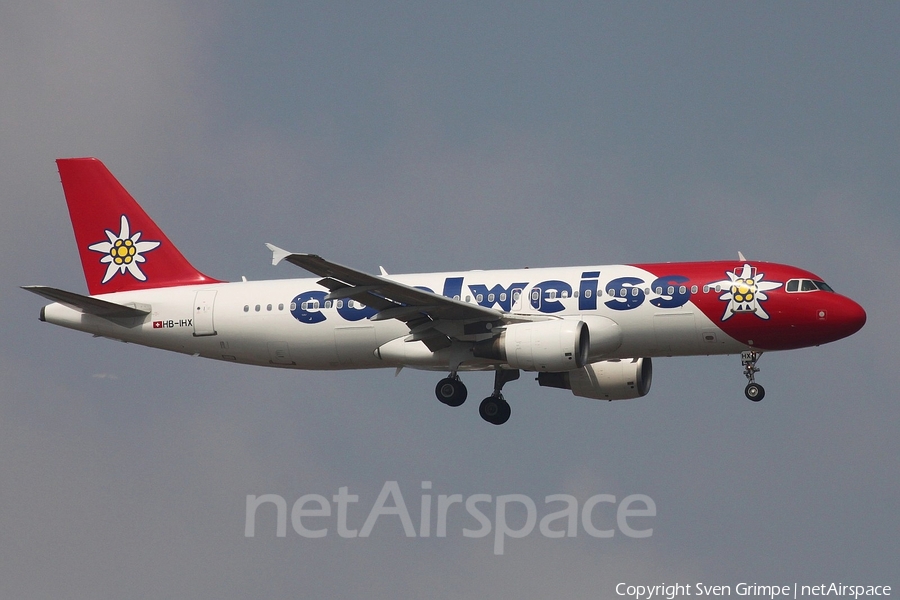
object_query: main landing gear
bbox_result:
[435,375,467,407]
[741,350,765,402]
[479,369,519,426]
[434,369,519,425]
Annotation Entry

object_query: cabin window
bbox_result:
[243,305,249,312]
[801,280,817,292]
[691,285,698,294]
[548,290,558,300]
[815,281,834,292]
[290,302,297,311]
[488,293,495,302]
[531,291,540,301]
[278,303,284,311]
[255,305,261,312]
[500,292,507,302]
[679,286,687,295]
[336,300,344,309]
[584,290,591,299]
[787,280,799,292]
[631,288,639,297]
[476,294,484,303]
[266,304,272,311]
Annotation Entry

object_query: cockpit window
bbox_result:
[786,278,835,293]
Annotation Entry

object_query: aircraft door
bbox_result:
[193,290,217,337]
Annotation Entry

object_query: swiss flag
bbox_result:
[153,321,163,328]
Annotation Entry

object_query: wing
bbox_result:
[267,245,502,350]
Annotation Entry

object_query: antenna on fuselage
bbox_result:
[738,251,747,261]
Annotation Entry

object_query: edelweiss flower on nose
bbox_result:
[88,215,161,284]
[709,264,782,321]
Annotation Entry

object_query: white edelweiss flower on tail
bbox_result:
[709,263,782,321]
[87,215,161,284]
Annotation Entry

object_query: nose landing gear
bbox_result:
[742,350,765,402]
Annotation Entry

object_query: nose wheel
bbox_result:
[741,350,765,402]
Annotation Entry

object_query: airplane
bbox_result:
[24,158,867,425]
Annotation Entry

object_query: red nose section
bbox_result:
[760,293,867,350]
[832,296,867,341]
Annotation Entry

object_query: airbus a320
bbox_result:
[24,158,867,424]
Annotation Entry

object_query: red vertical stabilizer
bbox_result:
[57,158,221,295]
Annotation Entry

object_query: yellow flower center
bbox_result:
[730,279,757,304]
[110,239,137,265]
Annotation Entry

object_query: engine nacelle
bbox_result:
[473,320,589,372]
[537,357,652,400]
[579,315,623,360]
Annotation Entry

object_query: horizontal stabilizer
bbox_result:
[22,286,150,318]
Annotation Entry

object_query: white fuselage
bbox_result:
[41,264,746,371]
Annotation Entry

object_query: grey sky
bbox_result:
[2,2,897,597]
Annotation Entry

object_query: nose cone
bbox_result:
[833,295,867,340]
